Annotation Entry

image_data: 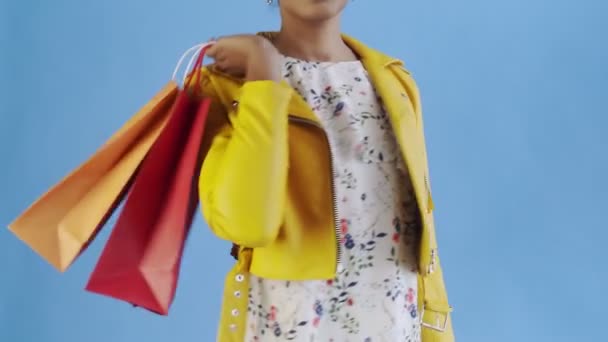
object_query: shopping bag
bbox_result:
[8,84,178,271]
[85,43,214,315]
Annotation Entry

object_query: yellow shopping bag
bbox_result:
[8,82,179,271]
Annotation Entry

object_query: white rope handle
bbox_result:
[184,44,206,83]
[171,44,202,82]
[171,41,215,84]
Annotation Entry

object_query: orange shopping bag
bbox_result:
[8,83,178,271]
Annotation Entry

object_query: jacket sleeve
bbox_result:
[199,80,293,247]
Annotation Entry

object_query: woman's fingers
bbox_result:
[207,44,220,58]
[203,34,261,78]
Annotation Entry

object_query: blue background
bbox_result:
[1,0,606,341]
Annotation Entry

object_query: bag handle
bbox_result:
[171,42,215,86]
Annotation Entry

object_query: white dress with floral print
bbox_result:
[243,56,422,342]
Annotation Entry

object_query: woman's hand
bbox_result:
[206,35,282,82]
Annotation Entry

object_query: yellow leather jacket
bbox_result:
[197,33,454,342]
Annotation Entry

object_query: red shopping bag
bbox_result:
[85,45,212,315]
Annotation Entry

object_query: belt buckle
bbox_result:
[420,304,449,332]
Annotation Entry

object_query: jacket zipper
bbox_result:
[288,115,343,274]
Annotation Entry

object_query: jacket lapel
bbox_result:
[347,36,431,215]
[343,35,417,143]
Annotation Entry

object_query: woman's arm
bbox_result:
[199,80,293,247]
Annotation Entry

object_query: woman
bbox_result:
[197,0,453,341]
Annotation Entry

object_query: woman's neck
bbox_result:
[273,18,358,62]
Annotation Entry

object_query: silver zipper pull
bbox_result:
[427,248,437,274]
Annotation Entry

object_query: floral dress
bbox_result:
[243,56,422,342]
